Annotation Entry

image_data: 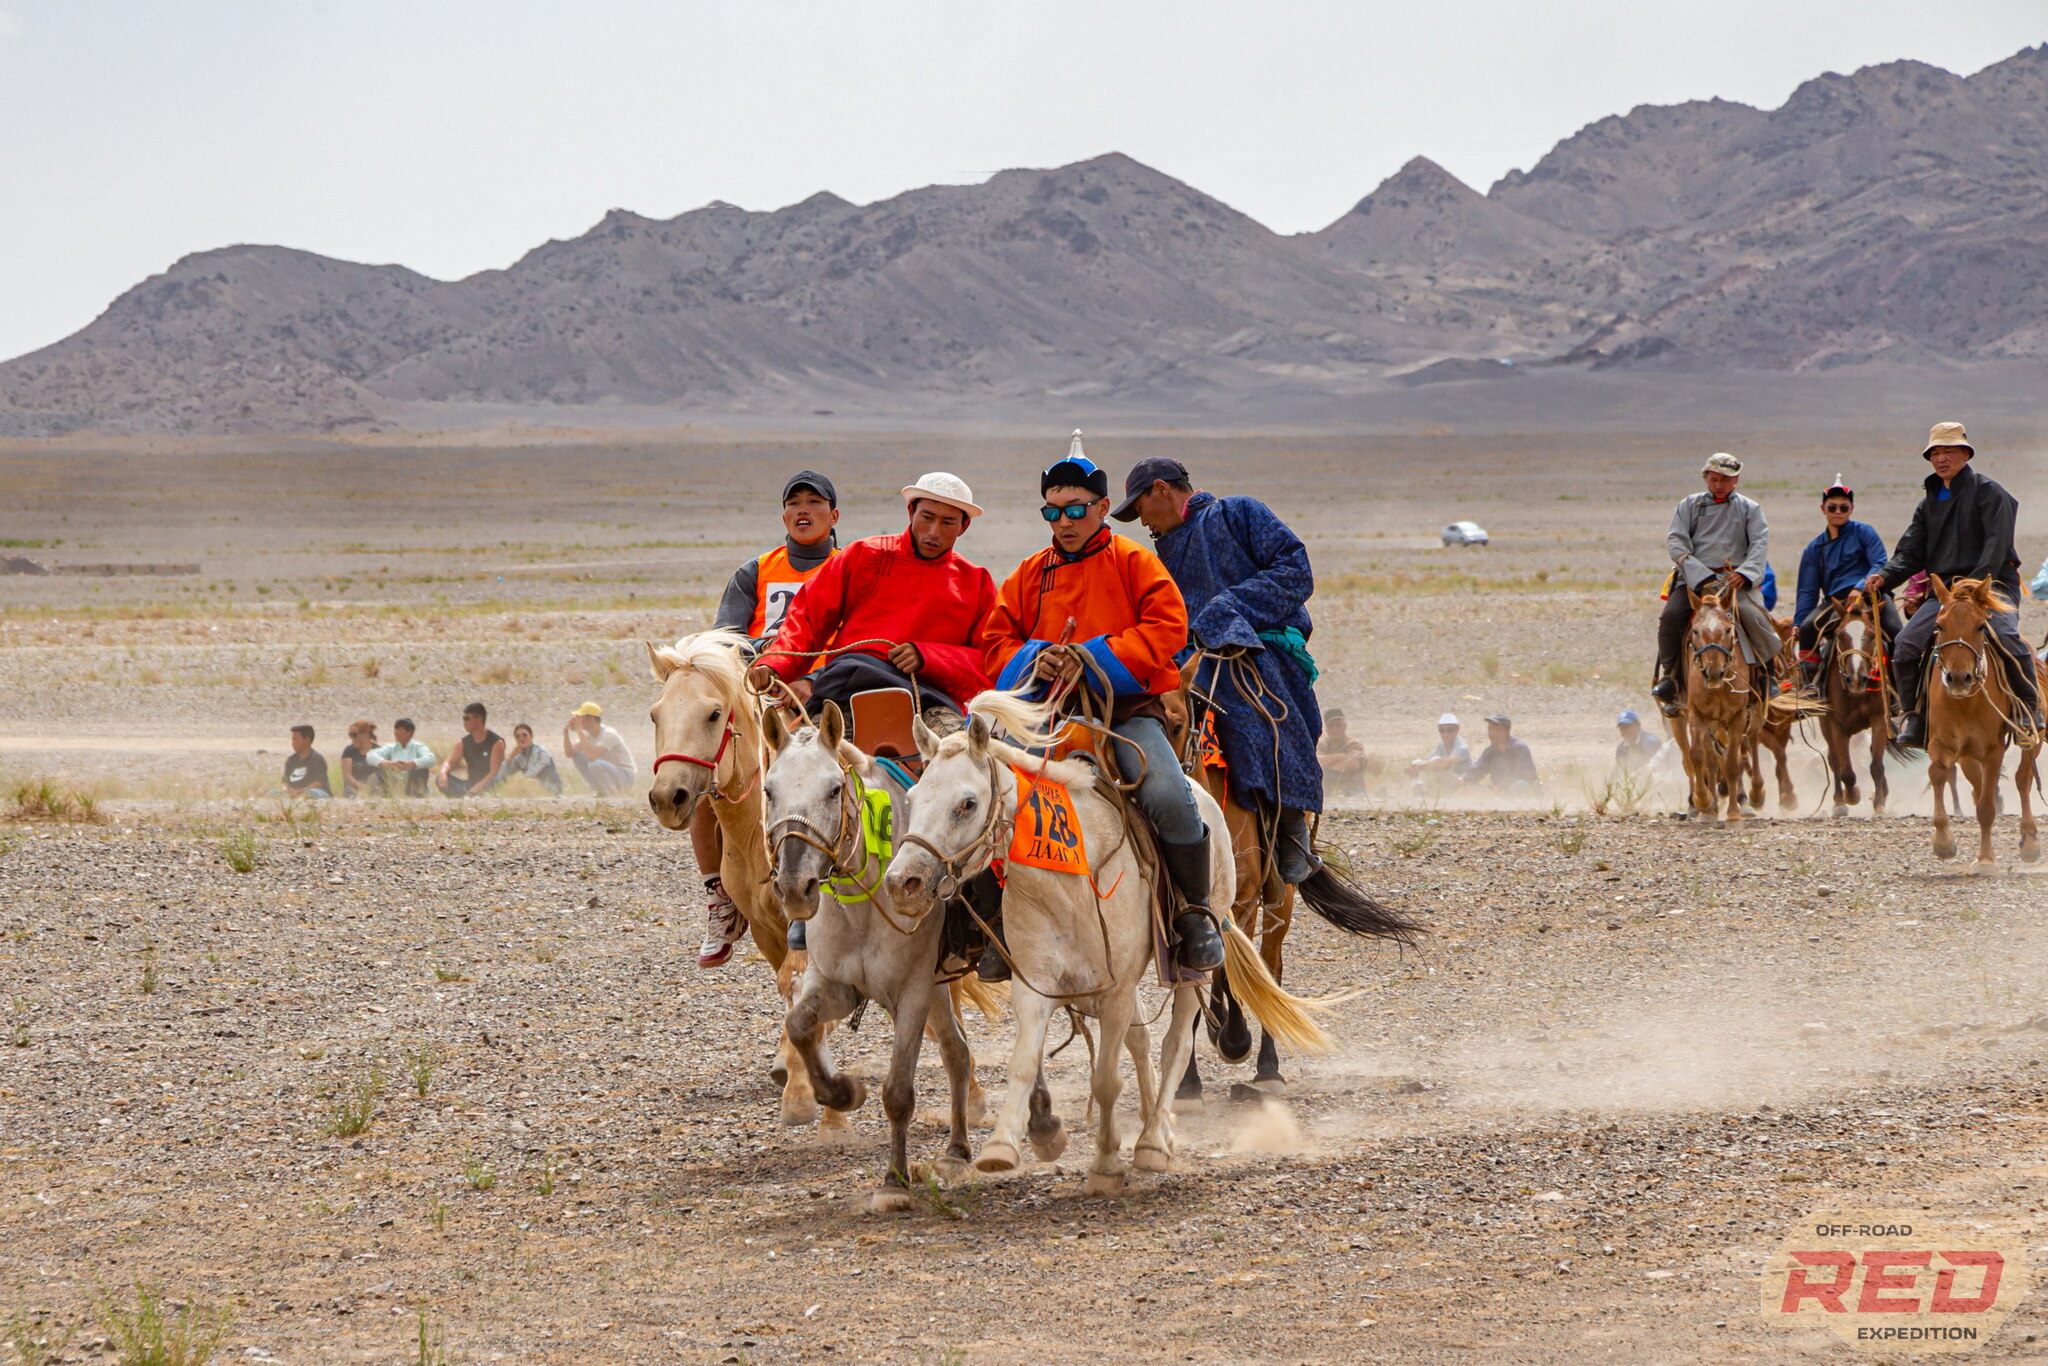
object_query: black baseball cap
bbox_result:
[1109,456,1190,522]
[782,470,837,507]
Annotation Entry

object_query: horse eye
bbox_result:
[959,796,978,815]
[708,708,722,723]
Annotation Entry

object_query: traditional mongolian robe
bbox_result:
[1153,491,1323,814]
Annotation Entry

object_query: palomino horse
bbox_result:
[1815,594,1890,818]
[1922,576,2040,870]
[886,691,1336,1194]
[645,631,842,1129]
[761,702,985,1213]
[1678,584,1766,826]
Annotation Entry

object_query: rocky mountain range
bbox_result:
[4,43,2045,435]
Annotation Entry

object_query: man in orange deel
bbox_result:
[978,433,1222,980]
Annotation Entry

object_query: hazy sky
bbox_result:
[1,0,2041,362]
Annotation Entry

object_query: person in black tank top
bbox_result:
[436,702,507,797]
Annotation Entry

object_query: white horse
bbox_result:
[761,701,991,1212]
[886,691,1333,1196]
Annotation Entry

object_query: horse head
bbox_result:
[1930,576,2012,699]
[1685,584,1741,687]
[644,630,754,830]
[883,710,1007,922]
[1829,595,1877,685]
[761,701,868,921]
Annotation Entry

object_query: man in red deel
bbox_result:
[749,472,997,721]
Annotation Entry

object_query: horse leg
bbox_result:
[785,977,865,1127]
[1824,722,1852,816]
[1869,725,1889,815]
[1125,1020,1157,1145]
[2017,745,2041,864]
[1026,1069,1068,1163]
[944,979,993,1126]
[1252,898,1291,1092]
[1082,994,1135,1196]
[1174,1054,1205,1114]
[926,998,977,1173]
[1929,753,1957,860]
[1772,735,1797,812]
[1744,737,1764,810]
[1720,732,1746,826]
[867,984,935,1214]
[976,985,1054,1173]
[1139,987,1199,1172]
[1966,754,1999,872]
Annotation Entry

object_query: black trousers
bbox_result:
[1797,600,1905,653]
[801,654,964,721]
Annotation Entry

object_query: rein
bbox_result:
[895,753,1014,905]
[766,753,921,935]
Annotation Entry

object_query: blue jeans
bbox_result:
[1103,715,1203,846]
[572,755,632,796]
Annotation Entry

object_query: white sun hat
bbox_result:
[1437,712,1460,727]
[902,471,983,519]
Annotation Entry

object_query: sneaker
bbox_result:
[697,878,745,968]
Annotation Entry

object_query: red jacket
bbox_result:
[982,528,1188,697]
[761,529,997,704]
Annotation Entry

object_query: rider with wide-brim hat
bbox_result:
[977,433,1225,979]
[1863,421,2040,749]
[1652,452,1780,714]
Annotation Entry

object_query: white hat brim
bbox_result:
[901,486,983,519]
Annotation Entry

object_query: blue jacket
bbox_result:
[1795,520,1887,626]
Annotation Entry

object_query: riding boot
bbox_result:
[1894,661,1926,750]
[1159,832,1225,973]
[1275,806,1322,886]
[1797,652,1821,697]
[965,868,1010,983]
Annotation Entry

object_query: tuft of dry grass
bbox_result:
[5,774,108,824]
[93,1281,233,1366]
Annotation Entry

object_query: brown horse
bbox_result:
[1922,577,2040,870]
[1815,594,1890,818]
[1678,584,1764,826]
[1747,616,1800,813]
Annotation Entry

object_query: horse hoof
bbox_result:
[1969,861,1996,877]
[867,1189,916,1215]
[769,1063,789,1087]
[1170,1095,1205,1116]
[1933,842,1957,861]
[1082,1171,1126,1198]
[781,1097,819,1127]
[1219,1020,1253,1065]
[2021,844,2041,865]
[1830,805,1848,820]
[837,1077,868,1113]
[1029,1119,1068,1163]
[1133,1144,1173,1173]
[974,1141,1020,1173]
[1227,1082,1269,1105]
[910,1156,969,1184]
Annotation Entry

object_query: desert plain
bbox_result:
[4,422,2048,1363]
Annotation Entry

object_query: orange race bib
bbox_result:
[1197,711,1227,771]
[1008,767,1089,875]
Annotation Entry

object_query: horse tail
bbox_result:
[964,689,1062,749]
[1295,862,1424,945]
[1220,923,1357,1055]
[1766,694,1827,721]
[951,974,1008,1022]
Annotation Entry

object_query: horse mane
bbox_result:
[931,691,1097,791]
[963,689,1062,748]
[1951,577,2016,615]
[654,628,752,707]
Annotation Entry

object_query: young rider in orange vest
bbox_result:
[977,435,1225,978]
[694,471,841,968]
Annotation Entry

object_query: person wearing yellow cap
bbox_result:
[1863,421,2039,748]
[561,701,637,796]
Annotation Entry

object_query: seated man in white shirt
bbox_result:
[367,718,435,797]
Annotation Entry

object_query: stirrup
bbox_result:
[1171,907,1225,972]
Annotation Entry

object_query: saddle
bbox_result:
[849,688,918,761]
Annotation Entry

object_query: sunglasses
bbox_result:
[1823,502,1853,513]
[1040,503,1095,522]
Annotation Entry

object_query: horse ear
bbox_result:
[762,704,790,754]
[1930,574,1952,604]
[647,641,677,682]
[1687,587,1704,610]
[967,713,993,756]
[819,699,846,750]
[913,714,941,761]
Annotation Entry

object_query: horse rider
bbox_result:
[749,471,996,720]
[1112,454,1327,893]
[693,470,843,969]
[1651,452,1780,714]
[975,434,1225,980]
[1793,477,1900,696]
[1863,421,2041,750]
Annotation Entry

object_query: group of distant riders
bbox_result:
[687,439,1327,980]
[1652,419,2041,751]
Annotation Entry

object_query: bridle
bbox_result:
[1689,619,1745,691]
[1933,631,1988,699]
[896,753,1014,904]
[766,746,919,931]
[651,715,758,804]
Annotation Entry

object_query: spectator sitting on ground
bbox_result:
[1317,708,1369,795]
[1463,713,1540,792]
[279,724,331,798]
[1613,709,1663,776]
[368,718,435,797]
[339,720,379,797]
[436,701,506,797]
[1408,713,1473,794]
[504,722,564,795]
[563,702,636,796]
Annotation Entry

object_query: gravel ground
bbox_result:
[5,800,2047,1364]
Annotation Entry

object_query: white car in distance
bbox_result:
[1441,520,1490,547]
